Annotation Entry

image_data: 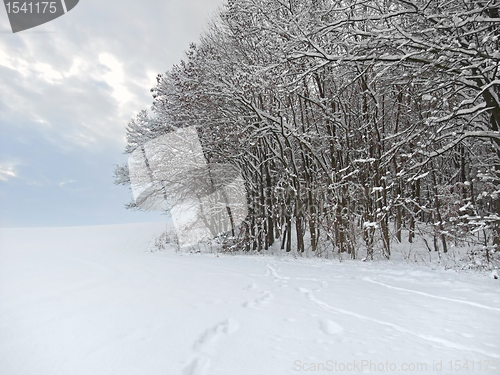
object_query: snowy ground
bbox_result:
[0,223,499,375]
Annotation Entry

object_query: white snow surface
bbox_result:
[1,223,499,375]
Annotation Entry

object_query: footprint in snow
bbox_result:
[244,283,257,290]
[242,291,273,308]
[267,265,289,281]
[258,291,273,304]
[319,318,343,335]
[183,319,239,375]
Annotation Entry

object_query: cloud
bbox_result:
[0,162,18,181]
[0,0,225,152]
[58,179,76,187]
[98,52,134,109]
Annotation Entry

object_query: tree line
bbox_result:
[115,0,500,263]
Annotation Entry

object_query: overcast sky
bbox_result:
[0,0,224,227]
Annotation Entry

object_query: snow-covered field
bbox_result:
[0,223,499,375]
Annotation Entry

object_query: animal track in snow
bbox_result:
[296,278,328,291]
[362,277,500,312]
[298,287,500,360]
[183,319,239,375]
